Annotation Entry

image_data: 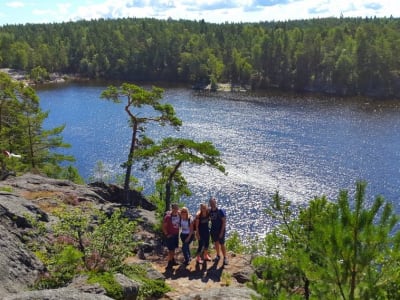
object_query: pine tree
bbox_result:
[100,83,182,205]
[252,181,400,299]
[0,72,76,179]
[134,137,225,212]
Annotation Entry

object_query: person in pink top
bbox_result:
[162,203,180,268]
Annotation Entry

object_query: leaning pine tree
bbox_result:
[100,84,182,205]
[134,137,226,212]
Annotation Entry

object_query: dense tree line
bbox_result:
[1,17,400,98]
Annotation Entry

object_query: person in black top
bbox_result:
[209,197,228,265]
[195,203,211,264]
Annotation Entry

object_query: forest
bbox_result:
[1,16,400,98]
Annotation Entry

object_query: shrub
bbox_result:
[88,272,123,300]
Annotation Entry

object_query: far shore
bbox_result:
[0,68,86,86]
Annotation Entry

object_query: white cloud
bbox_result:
[1,0,399,26]
[67,0,395,24]
[6,1,24,8]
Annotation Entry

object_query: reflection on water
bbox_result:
[38,84,400,239]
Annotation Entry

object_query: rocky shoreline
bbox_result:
[0,173,259,299]
[0,68,86,86]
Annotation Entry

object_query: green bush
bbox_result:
[251,181,400,299]
[225,231,247,254]
[29,207,138,289]
[34,245,83,289]
[88,272,123,300]
[119,264,170,299]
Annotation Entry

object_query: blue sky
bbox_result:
[0,0,397,26]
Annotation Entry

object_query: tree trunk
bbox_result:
[164,160,182,212]
[124,122,138,205]
[165,181,171,213]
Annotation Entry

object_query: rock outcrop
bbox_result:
[0,173,259,299]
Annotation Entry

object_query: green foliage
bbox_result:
[252,181,400,300]
[28,206,137,290]
[134,137,225,212]
[0,186,12,192]
[101,83,181,204]
[0,72,77,179]
[88,272,124,300]
[225,231,247,254]
[2,17,400,97]
[119,264,170,299]
[29,66,49,83]
[52,207,137,272]
[35,245,84,289]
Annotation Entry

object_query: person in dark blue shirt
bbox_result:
[209,197,228,265]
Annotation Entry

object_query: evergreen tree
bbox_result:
[252,181,400,299]
[134,137,225,212]
[100,83,182,205]
[0,72,77,180]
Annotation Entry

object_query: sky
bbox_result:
[0,0,398,26]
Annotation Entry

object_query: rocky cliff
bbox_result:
[0,173,259,300]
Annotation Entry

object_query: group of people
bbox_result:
[162,197,228,269]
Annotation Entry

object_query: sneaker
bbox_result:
[223,257,229,265]
[204,254,212,261]
[196,256,203,264]
[213,255,220,262]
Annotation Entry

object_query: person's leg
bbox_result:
[220,234,228,265]
[172,235,179,264]
[214,241,221,257]
[168,250,175,262]
[166,237,175,267]
[203,231,211,261]
[211,231,220,260]
[196,238,204,263]
[181,234,191,263]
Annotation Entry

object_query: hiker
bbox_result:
[162,203,180,268]
[179,206,195,265]
[195,203,211,264]
[209,197,228,265]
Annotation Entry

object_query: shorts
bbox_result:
[165,234,179,251]
[210,231,225,244]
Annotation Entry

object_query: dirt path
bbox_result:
[127,251,248,299]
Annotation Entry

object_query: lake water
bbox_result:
[37,82,400,238]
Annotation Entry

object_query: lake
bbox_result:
[37,82,400,238]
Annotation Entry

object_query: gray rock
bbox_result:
[114,273,141,300]
[67,275,107,295]
[0,193,45,296]
[177,287,260,300]
[0,191,48,226]
[1,173,106,203]
[2,288,113,300]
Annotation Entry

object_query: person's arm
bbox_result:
[219,211,226,238]
[188,216,195,240]
[195,215,200,240]
[162,216,170,238]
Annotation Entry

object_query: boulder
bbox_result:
[0,192,46,296]
[177,287,260,299]
[2,288,113,300]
